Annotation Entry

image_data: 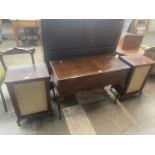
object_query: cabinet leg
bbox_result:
[114,94,120,103]
[0,87,7,112]
[58,103,61,120]
[114,97,117,103]
[56,98,63,120]
[53,89,56,100]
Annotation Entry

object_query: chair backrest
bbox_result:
[0,47,35,71]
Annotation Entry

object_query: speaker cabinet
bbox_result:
[113,55,155,99]
[5,64,51,126]
[12,81,49,116]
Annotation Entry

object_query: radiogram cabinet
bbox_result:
[113,55,155,99]
[49,55,130,118]
[5,64,51,126]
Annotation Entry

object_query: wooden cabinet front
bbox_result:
[50,55,130,98]
[56,70,129,96]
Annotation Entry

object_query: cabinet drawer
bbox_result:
[56,70,129,95]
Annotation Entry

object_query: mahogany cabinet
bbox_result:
[49,55,130,118]
[113,55,155,99]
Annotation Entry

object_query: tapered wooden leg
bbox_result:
[56,97,63,120]
[49,80,56,100]
[31,52,35,66]
[57,102,61,119]
[52,88,56,100]
[0,87,7,112]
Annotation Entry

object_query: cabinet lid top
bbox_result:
[49,54,130,81]
[5,63,49,83]
[120,55,155,67]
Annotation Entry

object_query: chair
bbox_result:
[121,34,144,50]
[128,19,150,34]
[144,47,155,75]
[0,47,35,112]
[116,34,145,56]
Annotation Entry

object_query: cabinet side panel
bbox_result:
[126,66,150,93]
[13,81,48,116]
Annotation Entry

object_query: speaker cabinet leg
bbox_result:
[0,87,7,112]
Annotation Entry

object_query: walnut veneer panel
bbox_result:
[50,55,130,97]
[41,19,124,71]
[50,55,130,81]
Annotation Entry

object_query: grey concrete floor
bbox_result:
[1,76,155,134]
[82,78,155,134]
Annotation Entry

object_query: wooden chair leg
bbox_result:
[31,52,35,66]
[0,87,7,112]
